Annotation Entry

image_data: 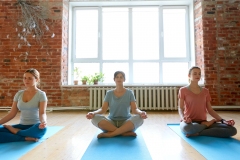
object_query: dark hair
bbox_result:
[188,66,200,75]
[114,71,126,81]
[188,66,201,83]
[25,68,40,85]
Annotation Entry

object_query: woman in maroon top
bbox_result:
[178,66,237,137]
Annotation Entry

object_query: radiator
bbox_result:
[89,86,178,110]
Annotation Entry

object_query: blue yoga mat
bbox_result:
[168,124,240,160]
[0,126,63,160]
[81,129,152,160]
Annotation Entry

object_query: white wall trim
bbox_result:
[212,106,240,109]
[1,106,240,111]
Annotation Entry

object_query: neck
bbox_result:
[26,86,38,92]
[189,82,199,88]
[115,85,124,91]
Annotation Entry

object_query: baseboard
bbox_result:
[212,106,240,110]
[0,106,90,112]
[0,106,239,111]
[47,106,90,111]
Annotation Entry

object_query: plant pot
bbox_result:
[82,80,87,85]
[73,80,78,85]
[94,80,98,85]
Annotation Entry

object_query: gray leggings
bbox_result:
[91,114,143,132]
[180,121,237,138]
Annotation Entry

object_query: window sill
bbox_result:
[61,83,202,88]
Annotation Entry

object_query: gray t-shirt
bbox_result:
[13,89,47,125]
[104,89,136,120]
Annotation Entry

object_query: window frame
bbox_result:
[68,1,195,85]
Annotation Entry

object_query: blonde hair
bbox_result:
[25,68,40,86]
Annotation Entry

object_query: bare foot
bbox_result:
[25,137,39,142]
[97,131,137,138]
[186,133,199,137]
[201,119,216,127]
[97,132,112,138]
[3,125,20,134]
[121,131,137,137]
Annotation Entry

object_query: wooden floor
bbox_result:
[1,110,240,160]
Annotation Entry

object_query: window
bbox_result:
[70,2,194,85]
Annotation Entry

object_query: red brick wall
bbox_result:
[0,0,63,107]
[195,0,240,106]
[0,0,239,108]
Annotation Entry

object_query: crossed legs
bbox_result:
[180,119,237,138]
[3,125,39,142]
[97,119,136,138]
[92,114,143,138]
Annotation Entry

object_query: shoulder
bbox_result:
[106,89,114,95]
[201,87,210,93]
[15,90,24,96]
[179,86,188,92]
[126,88,133,94]
[37,89,47,96]
[107,89,114,93]
[201,87,209,91]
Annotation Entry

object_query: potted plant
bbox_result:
[90,72,104,85]
[73,67,81,85]
[81,75,89,85]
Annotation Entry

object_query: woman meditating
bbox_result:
[86,71,147,138]
[178,66,237,138]
[0,68,47,143]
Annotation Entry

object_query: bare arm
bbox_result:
[178,98,191,123]
[39,101,47,129]
[86,101,109,119]
[206,101,222,122]
[131,101,147,119]
[178,98,185,121]
[0,102,19,125]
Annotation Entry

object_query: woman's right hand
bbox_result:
[86,112,95,119]
[183,117,192,123]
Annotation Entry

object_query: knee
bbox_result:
[91,114,106,127]
[180,123,194,134]
[130,115,143,130]
[230,127,237,137]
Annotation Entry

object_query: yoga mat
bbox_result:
[168,124,240,160]
[81,129,152,160]
[0,126,63,160]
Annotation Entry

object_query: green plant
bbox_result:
[81,75,89,81]
[92,72,104,82]
[89,72,104,84]
[73,67,81,80]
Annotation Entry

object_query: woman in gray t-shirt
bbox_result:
[0,68,47,143]
[86,71,147,138]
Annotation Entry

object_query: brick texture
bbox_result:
[0,0,239,108]
[195,0,240,106]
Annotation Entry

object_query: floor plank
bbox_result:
[0,110,239,160]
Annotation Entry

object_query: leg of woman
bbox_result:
[92,114,117,132]
[121,114,143,136]
[16,123,47,139]
[199,123,237,138]
[0,125,25,143]
[97,121,135,138]
[180,121,207,137]
[98,115,143,138]
[4,124,46,141]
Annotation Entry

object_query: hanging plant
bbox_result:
[14,0,55,49]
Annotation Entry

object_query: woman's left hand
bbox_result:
[39,121,47,129]
[223,119,235,126]
[140,111,147,119]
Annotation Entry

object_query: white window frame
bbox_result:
[68,1,195,85]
